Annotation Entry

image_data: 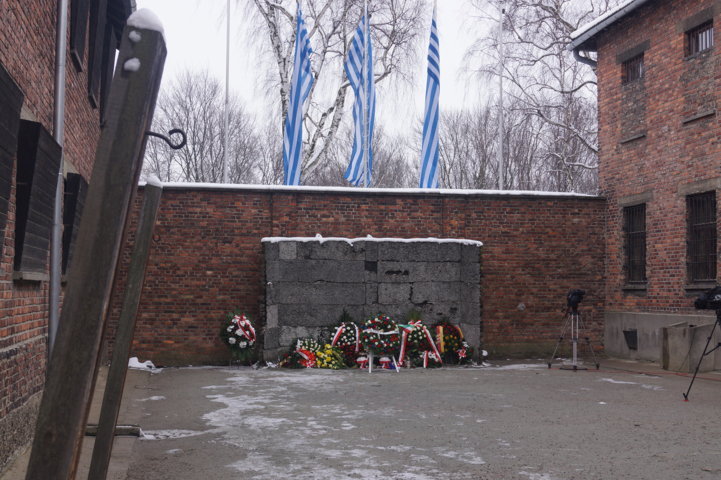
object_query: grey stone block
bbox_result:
[266,305,278,328]
[459,323,481,352]
[364,241,378,261]
[278,304,364,327]
[461,301,481,325]
[264,243,279,261]
[265,261,280,283]
[272,260,365,283]
[461,244,481,264]
[366,284,378,304]
[378,261,460,283]
[264,327,280,349]
[273,282,366,305]
[378,242,461,262]
[461,262,481,285]
[461,283,481,304]
[307,241,366,260]
[411,282,460,303]
[279,242,297,260]
[378,283,411,304]
[363,304,406,322]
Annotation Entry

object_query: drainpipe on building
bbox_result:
[49,0,69,358]
[573,48,597,69]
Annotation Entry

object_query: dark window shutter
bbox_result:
[62,173,88,274]
[0,62,24,257]
[99,23,117,123]
[88,0,108,109]
[14,121,62,273]
[70,0,91,71]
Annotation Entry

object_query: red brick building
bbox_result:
[571,0,721,360]
[0,0,131,471]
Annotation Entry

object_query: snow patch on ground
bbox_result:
[519,472,561,480]
[128,357,162,373]
[141,429,209,440]
[491,363,547,370]
[138,395,166,401]
[599,378,637,385]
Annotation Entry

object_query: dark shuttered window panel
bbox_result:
[0,62,24,257]
[88,0,108,109]
[623,204,647,283]
[70,0,91,71]
[62,173,88,274]
[14,121,62,273]
[687,192,717,282]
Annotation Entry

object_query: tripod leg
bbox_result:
[548,312,572,368]
[683,312,720,401]
[578,312,600,369]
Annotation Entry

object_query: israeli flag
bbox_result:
[283,6,314,185]
[419,3,440,188]
[344,14,376,187]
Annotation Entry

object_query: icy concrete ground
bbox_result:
[123,362,721,480]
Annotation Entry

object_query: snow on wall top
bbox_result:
[127,8,165,38]
[136,181,599,199]
[261,234,483,247]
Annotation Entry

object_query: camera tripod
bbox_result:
[682,308,721,401]
[548,305,600,370]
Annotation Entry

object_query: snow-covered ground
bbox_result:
[123,363,721,479]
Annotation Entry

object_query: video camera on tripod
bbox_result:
[683,286,721,400]
[694,286,721,311]
[566,289,585,313]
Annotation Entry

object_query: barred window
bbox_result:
[687,21,713,56]
[622,54,644,84]
[687,192,717,282]
[624,204,647,283]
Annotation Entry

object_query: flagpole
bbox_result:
[362,0,369,187]
[498,1,505,190]
[223,0,231,183]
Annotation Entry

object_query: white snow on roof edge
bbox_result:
[570,0,636,40]
[261,234,483,247]
[140,182,599,199]
[127,8,165,38]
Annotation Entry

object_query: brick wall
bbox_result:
[596,0,721,314]
[0,0,102,471]
[107,186,606,366]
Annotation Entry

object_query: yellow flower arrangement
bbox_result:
[315,344,346,369]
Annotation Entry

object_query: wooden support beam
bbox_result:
[24,24,166,480]
[88,183,163,479]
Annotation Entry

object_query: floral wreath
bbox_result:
[432,321,472,365]
[360,315,400,356]
[331,321,361,366]
[398,320,442,367]
[220,313,256,350]
[315,344,346,369]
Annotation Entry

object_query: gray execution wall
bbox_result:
[262,237,482,361]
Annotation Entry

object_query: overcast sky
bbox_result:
[135,0,495,136]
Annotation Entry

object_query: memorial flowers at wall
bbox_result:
[220,312,256,364]
[360,315,401,356]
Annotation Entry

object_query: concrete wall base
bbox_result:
[605,311,717,365]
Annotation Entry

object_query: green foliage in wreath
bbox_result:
[361,315,400,356]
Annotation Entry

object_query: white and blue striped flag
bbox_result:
[283,6,314,186]
[419,2,440,188]
[344,14,376,187]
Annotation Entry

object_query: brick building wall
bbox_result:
[0,0,107,471]
[107,186,606,366]
[593,0,721,358]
